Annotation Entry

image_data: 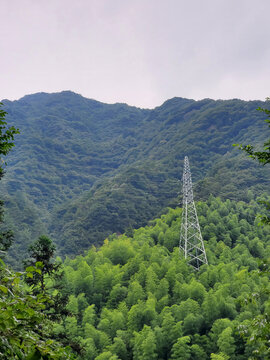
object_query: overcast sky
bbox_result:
[1,0,269,108]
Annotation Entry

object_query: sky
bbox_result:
[1,0,270,108]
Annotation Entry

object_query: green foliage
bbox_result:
[0,102,19,167]
[2,93,270,263]
[170,336,191,360]
[0,101,72,359]
[217,327,235,357]
[0,259,73,359]
[237,259,270,359]
[51,196,270,359]
[24,236,60,292]
[210,353,229,360]
[233,98,270,359]
[23,236,70,326]
[234,98,270,166]
[234,99,270,227]
[0,102,19,259]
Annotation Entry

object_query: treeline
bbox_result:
[50,196,270,359]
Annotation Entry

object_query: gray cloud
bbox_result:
[1,0,269,108]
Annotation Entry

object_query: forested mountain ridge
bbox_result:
[1,91,270,263]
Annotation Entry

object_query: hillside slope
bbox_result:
[57,196,270,359]
[1,92,270,262]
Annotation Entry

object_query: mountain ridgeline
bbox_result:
[1,91,270,263]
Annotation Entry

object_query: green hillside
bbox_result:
[54,196,270,359]
[1,94,270,359]
[1,92,270,263]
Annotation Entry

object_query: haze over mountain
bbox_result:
[1,91,269,265]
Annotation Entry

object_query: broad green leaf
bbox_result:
[0,285,8,293]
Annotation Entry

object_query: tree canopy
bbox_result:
[50,196,270,359]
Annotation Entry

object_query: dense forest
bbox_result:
[0,94,270,359]
[53,196,270,359]
[1,92,270,265]
[2,195,270,358]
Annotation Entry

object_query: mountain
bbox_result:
[56,196,270,359]
[1,91,269,264]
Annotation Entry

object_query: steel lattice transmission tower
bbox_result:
[179,156,208,269]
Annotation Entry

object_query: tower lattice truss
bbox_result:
[179,156,208,269]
